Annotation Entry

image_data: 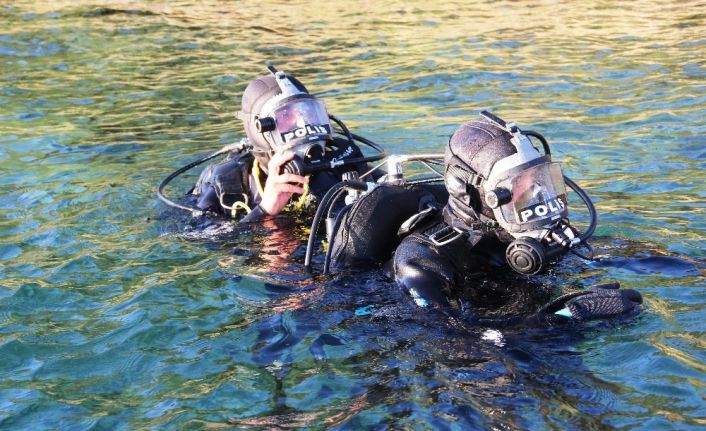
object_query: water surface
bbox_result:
[1,1,704,429]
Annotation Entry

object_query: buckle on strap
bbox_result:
[428,225,466,247]
[468,173,484,187]
[447,164,484,188]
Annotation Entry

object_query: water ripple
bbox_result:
[0,0,704,429]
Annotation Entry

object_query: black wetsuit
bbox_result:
[328,186,643,324]
[391,207,643,324]
[192,137,368,222]
[392,218,507,309]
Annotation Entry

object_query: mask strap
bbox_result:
[479,110,522,135]
[480,110,509,130]
[445,156,490,223]
[446,156,485,188]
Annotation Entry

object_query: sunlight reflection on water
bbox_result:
[0,1,704,429]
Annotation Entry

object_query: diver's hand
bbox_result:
[562,283,643,321]
[536,282,643,324]
[259,151,308,216]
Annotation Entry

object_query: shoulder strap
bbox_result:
[398,205,439,238]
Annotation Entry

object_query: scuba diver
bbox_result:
[391,112,642,323]
[157,65,386,222]
[311,111,642,325]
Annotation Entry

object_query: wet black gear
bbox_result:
[192,137,368,221]
[193,151,254,214]
[327,183,448,272]
[392,214,507,309]
[548,283,643,322]
[316,175,641,325]
[324,179,641,323]
[318,108,639,323]
[392,220,642,322]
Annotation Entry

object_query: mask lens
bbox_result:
[497,162,568,227]
[271,98,331,148]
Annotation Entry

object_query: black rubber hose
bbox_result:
[323,201,352,275]
[538,290,591,315]
[329,113,387,162]
[304,182,346,270]
[564,175,597,241]
[157,147,235,212]
[301,153,387,175]
[329,114,355,146]
[351,132,387,159]
[523,130,551,156]
[326,187,348,219]
[570,242,595,261]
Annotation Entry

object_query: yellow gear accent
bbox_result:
[230,199,252,218]
[292,177,311,211]
[252,158,265,197]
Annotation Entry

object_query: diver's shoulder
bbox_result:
[225,148,255,164]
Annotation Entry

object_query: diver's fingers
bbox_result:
[274,183,305,195]
[273,173,308,185]
[268,151,295,172]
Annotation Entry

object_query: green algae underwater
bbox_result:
[0,1,704,429]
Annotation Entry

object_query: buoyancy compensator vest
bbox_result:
[326,183,449,273]
[192,150,254,215]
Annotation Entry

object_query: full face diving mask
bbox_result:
[467,111,586,274]
[252,69,332,175]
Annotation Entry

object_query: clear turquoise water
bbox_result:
[1,1,704,429]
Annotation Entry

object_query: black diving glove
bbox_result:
[537,282,643,323]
